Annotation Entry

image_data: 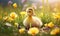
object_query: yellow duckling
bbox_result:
[23,7,43,29]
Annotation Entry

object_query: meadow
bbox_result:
[0,2,60,36]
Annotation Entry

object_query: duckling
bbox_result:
[23,7,43,30]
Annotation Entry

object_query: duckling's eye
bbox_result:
[28,11,31,13]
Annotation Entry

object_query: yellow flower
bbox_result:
[44,23,48,27]
[28,27,39,35]
[13,3,17,8]
[19,28,25,34]
[53,13,60,19]
[54,28,60,33]
[56,13,60,19]
[10,12,18,19]
[54,15,60,19]
[50,28,60,35]
[3,16,8,21]
[20,11,26,15]
[48,22,54,28]
[8,17,14,22]
[44,22,54,28]
[14,23,18,27]
[50,30,57,35]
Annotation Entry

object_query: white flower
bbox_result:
[5,23,12,27]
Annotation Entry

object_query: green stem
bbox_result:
[30,23,32,28]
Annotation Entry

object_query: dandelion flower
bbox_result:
[19,28,25,34]
[54,28,60,33]
[54,15,60,19]
[20,11,26,15]
[50,28,60,35]
[50,30,57,35]
[53,13,60,19]
[10,12,18,19]
[48,22,54,28]
[3,16,8,21]
[14,23,18,27]
[44,23,48,27]
[44,22,54,28]
[8,17,14,22]
[28,27,39,35]
[13,3,17,8]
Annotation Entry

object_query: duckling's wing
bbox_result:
[23,18,27,27]
[34,17,43,27]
